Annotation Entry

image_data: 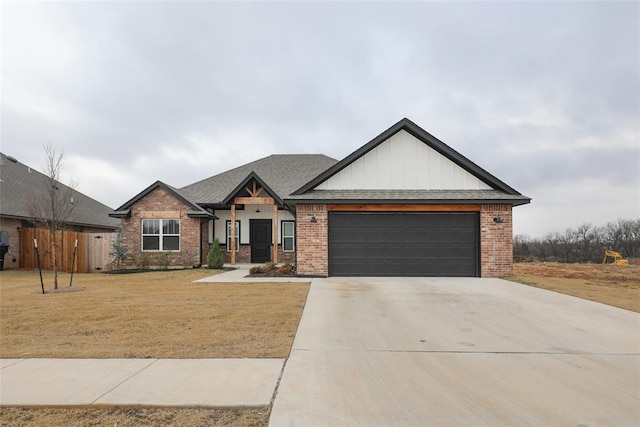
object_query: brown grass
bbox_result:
[0,269,309,358]
[0,269,309,426]
[507,262,640,312]
[0,407,269,427]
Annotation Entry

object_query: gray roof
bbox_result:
[285,189,531,206]
[0,152,120,229]
[179,154,339,206]
[111,180,215,218]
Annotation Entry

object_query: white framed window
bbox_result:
[142,219,180,251]
[226,220,240,252]
[281,221,295,252]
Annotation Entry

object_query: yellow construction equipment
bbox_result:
[602,250,629,265]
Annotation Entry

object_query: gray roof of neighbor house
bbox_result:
[179,154,339,206]
[0,152,120,229]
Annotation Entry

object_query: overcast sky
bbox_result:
[2,1,638,237]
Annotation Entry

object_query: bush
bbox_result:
[207,238,225,269]
[156,252,172,270]
[132,253,151,270]
[109,230,128,271]
[249,265,265,275]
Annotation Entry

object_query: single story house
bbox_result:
[0,152,120,270]
[111,118,530,277]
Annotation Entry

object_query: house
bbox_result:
[0,152,120,270]
[111,119,530,277]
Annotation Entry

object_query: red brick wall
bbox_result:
[121,187,202,268]
[293,203,514,278]
[480,204,513,277]
[295,204,328,276]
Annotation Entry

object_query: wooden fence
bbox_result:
[19,228,115,273]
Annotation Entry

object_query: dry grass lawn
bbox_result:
[508,262,640,312]
[0,269,309,359]
[0,269,309,426]
[0,407,269,427]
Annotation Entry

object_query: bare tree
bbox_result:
[26,145,77,290]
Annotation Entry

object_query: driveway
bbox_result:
[269,277,640,426]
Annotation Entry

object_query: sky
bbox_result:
[2,1,638,238]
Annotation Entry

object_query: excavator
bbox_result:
[602,250,629,265]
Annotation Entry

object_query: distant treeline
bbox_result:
[514,219,640,263]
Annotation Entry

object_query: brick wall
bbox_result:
[295,204,328,276]
[480,204,513,277]
[121,187,202,268]
[0,217,21,270]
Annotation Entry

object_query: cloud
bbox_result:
[2,1,638,236]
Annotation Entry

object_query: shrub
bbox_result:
[156,252,172,270]
[278,263,295,275]
[109,230,128,271]
[132,252,151,270]
[249,265,265,275]
[207,238,225,269]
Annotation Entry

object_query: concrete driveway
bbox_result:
[269,277,640,426]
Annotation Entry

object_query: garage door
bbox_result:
[328,212,479,277]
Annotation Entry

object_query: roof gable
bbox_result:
[222,172,283,206]
[110,180,214,218]
[294,118,522,196]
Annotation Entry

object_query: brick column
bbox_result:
[296,204,328,276]
[480,204,513,277]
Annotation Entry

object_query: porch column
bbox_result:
[272,204,278,264]
[230,204,236,265]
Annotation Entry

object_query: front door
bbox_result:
[250,219,272,263]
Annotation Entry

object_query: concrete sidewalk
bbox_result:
[0,358,284,407]
[193,264,310,283]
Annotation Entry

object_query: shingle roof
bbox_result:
[0,152,120,229]
[285,189,531,206]
[111,180,215,218]
[179,154,339,206]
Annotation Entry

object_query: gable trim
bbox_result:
[111,180,215,219]
[293,118,523,196]
[221,171,283,206]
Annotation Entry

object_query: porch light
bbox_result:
[493,217,503,224]
[311,214,317,223]
[256,206,261,213]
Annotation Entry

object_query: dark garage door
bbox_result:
[328,212,479,277]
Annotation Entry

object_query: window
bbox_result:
[142,219,180,251]
[226,220,240,252]
[282,221,295,252]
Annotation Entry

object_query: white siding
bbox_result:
[213,207,295,245]
[316,130,492,190]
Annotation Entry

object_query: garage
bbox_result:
[328,212,479,277]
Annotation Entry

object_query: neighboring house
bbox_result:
[111,119,530,277]
[0,152,120,270]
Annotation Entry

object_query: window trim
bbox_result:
[226,220,240,252]
[281,220,295,252]
[141,219,180,252]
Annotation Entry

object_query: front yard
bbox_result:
[0,269,309,426]
[0,269,309,359]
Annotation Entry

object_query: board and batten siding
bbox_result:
[316,129,492,190]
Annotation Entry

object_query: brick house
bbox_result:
[111,119,530,276]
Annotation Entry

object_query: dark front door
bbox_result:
[250,219,272,263]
